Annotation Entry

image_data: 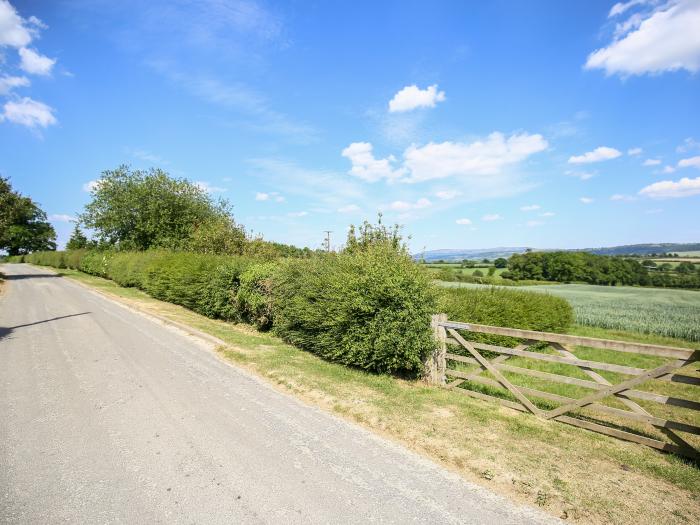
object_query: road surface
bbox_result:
[0,263,558,524]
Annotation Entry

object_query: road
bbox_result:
[0,263,559,524]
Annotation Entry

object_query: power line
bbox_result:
[323,230,332,252]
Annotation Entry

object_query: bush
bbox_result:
[140,252,254,321]
[236,262,277,329]
[438,286,573,334]
[271,246,436,376]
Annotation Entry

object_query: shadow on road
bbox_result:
[4,273,62,280]
[0,312,91,342]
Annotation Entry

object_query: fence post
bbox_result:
[425,313,447,385]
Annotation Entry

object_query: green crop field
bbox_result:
[440,282,700,342]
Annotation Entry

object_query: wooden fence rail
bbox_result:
[426,315,700,458]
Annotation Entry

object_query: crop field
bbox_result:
[440,282,700,341]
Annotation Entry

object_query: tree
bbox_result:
[80,166,244,252]
[677,261,696,274]
[0,177,57,255]
[472,269,484,277]
[66,224,89,250]
[494,257,508,268]
[345,213,406,254]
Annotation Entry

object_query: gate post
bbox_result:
[425,313,447,385]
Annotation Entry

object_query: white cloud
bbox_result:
[580,197,594,204]
[130,148,165,164]
[662,165,676,174]
[639,176,700,198]
[48,213,77,222]
[255,191,284,202]
[0,0,34,47]
[610,193,636,201]
[609,1,650,18]
[337,204,361,213]
[643,158,661,166]
[586,1,700,76]
[402,132,548,183]
[18,47,55,75]
[482,213,502,222]
[677,137,700,153]
[678,155,700,168]
[540,211,555,217]
[627,147,643,155]
[455,218,472,225]
[287,211,308,217]
[342,142,406,182]
[388,198,432,211]
[526,220,544,227]
[568,146,622,164]
[566,170,596,180]
[1,96,56,128]
[520,204,540,211]
[82,180,100,192]
[195,181,226,193]
[435,189,461,200]
[388,84,446,113]
[0,74,29,94]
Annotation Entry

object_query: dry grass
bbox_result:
[50,267,700,524]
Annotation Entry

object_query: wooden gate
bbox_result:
[427,315,699,458]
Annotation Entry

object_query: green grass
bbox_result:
[440,281,700,342]
[10,264,700,524]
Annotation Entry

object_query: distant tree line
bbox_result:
[506,251,700,289]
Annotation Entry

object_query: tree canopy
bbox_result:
[80,166,246,253]
[0,177,56,255]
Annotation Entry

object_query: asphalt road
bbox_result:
[0,263,559,524]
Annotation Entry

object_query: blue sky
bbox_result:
[1,0,699,251]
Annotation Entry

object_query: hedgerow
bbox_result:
[271,245,437,376]
[438,286,573,333]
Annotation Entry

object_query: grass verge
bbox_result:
[39,267,700,524]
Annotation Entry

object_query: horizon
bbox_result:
[1,0,699,252]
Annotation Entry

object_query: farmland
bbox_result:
[440,281,700,342]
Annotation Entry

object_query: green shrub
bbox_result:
[438,286,573,333]
[236,262,277,329]
[78,251,114,277]
[141,252,254,321]
[106,250,161,287]
[271,246,436,376]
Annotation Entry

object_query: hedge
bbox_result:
[271,245,436,375]
[11,249,574,377]
[438,286,573,332]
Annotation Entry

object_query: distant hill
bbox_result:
[576,243,700,256]
[415,247,531,262]
[415,243,700,261]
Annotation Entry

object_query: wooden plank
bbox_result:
[448,329,543,416]
[449,383,695,457]
[439,321,697,360]
[543,359,687,420]
[552,342,653,418]
[464,344,648,376]
[554,416,694,457]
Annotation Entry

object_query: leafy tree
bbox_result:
[0,177,56,255]
[493,257,508,268]
[66,224,89,250]
[345,213,406,254]
[80,166,243,252]
[472,269,484,277]
[487,266,496,276]
[677,261,696,274]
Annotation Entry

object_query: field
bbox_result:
[440,282,700,342]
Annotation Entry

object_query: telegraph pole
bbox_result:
[323,230,332,252]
